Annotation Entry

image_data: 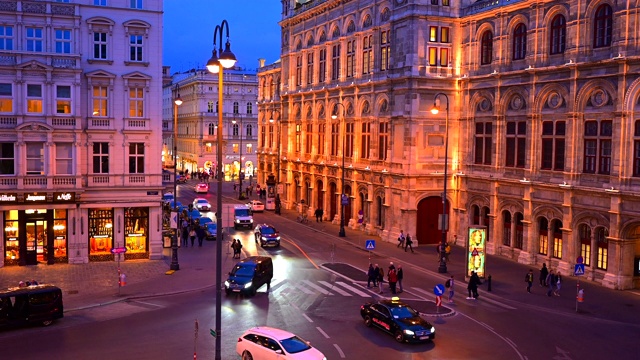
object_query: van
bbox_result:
[224,256,273,296]
[233,204,254,230]
[0,285,64,328]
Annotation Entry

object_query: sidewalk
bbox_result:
[1,180,639,323]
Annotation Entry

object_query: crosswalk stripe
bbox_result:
[336,281,371,297]
[302,280,334,295]
[318,281,352,296]
[294,283,316,295]
[270,278,286,289]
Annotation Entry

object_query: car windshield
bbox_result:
[198,184,207,188]
[253,202,263,206]
[196,200,208,204]
[163,194,174,200]
[235,209,251,217]
[230,264,255,277]
[279,336,312,354]
[390,305,419,319]
[261,227,276,234]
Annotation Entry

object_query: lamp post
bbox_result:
[431,93,449,274]
[269,110,281,185]
[332,103,347,237]
[205,19,236,360]
[170,85,182,271]
[232,115,243,199]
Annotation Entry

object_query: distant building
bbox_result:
[0,1,164,266]
[259,0,640,289]
[163,67,259,185]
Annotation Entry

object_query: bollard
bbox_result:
[487,275,492,292]
[577,289,584,302]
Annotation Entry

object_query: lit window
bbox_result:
[439,48,449,67]
[430,26,437,42]
[441,27,450,43]
[56,86,72,114]
[27,84,43,113]
[0,83,12,113]
[428,47,438,66]
[380,30,390,71]
[129,87,144,118]
[92,86,108,117]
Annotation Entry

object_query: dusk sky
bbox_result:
[163,1,282,74]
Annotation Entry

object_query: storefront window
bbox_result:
[124,207,148,257]
[4,210,19,263]
[89,208,113,260]
[53,209,67,261]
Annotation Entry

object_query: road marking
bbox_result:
[336,281,370,297]
[294,283,316,295]
[318,281,352,296]
[302,280,333,295]
[457,312,526,360]
[269,277,286,290]
[282,236,320,269]
[410,287,516,310]
[302,313,314,323]
[316,326,330,338]
[333,344,346,358]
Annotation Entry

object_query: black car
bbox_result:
[254,224,281,247]
[360,297,435,343]
[0,285,64,328]
[224,256,273,296]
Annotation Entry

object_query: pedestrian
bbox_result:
[397,230,405,248]
[467,271,482,299]
[388,262,397,294]
[446,275,455,303]
[539,263,549,287]
[404,234,414,253]
[196,225,205,247]
[189,227,196,247]
[437,242,446,262]
[373,264,380,287]
[230,239,238,258]
[315,207,322,222]
[444,242,451,262]
[554,271,562,296]
[397,265,404,293]
[181,226,189,247]
[236,239,243,258]
[525,269,534,293]
[377,265,384,294]
[546,269,556,296]
[367,263,377,288]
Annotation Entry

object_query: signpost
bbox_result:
[365,240,375,261]
[111,247,127,294]
[574,258,585,312]
[434,284,445,315]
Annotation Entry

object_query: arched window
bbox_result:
[233,102,239,114]
[232,123,239,136]
[208,123,215,135]
[579,224,591,266]
[246,124,253,137]
[538,217,549,255]
[583,119,612,175]
[596,227,609,270]
[472,205,480,225]
[514,212,524,249]
[502,211,512,246]
[246,102,253,114]
[552,220,563,259]
[512,23,527,60]
[593,4,613,48]
[376,195,384,228]
[480,31,493,65]
[549,15,566,55]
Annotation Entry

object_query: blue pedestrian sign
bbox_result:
[434,284,445,296]
[574,264,585,276]
[365,240,376,250]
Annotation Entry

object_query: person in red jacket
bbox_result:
[387,262,398,294]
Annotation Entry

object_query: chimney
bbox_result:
[258,58,266,68]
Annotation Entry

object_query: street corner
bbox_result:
[321,262,368,282]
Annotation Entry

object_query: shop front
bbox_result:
[2,192,73,266]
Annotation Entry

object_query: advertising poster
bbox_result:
[467,226,486,278]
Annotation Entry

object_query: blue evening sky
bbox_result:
[163,1,282,74]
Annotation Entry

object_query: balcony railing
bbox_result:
[124,118,150,131]
[87,117,114,130]
[0,175,79,190]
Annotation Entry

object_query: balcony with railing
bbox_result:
[124,118,150,131]
[0,175,79,191]
[87,117,114,131]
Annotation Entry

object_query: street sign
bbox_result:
[111,247,127,254]
[209,328,217,337]
[365,240,376,250]
[434,284,445,296]
[436,296,442,307]
[170,211,178,228]
[574,264,585,276]
[576,255,584,264]
[341,194,349,205]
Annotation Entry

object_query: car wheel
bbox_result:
[260,242,265,248]
[254,234,259,243]
[241,351,253,360]
[250,287,257,296]
[42,320,54,326]
[394,330,404,343]
[276,242,280,247]
[364,315,373,327]
[225,289,231,295]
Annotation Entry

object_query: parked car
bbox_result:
[236,326,327,360]
[0,284,64,328]
[198,217,214,226]
[176,175,187,184]
[254,224,280,247]
[247,200,265,212]
[195,183,209,193]
[205,222,223,241]
[225,256,273,296]
[192,198,211,211]
[360,297,435,343]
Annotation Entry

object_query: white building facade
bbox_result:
[0,0,165,266]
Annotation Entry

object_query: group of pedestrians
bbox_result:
[230,239,243,259]
[367,262,404,295]
[525,263,562,296]
[180,219,206,248]
[396,230,415,253]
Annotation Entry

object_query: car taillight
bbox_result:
[360,305,365,310]
[237,337,243,342]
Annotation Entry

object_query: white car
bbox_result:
[162,193,174,206]
[236,327,326,360]
[195,183,209,193]
[192,198,211,211]
[247,200,265,212]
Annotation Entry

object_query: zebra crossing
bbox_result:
[269,278,375,297]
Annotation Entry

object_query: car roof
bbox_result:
[194,198,208,202]
[239,256,272,265]
[244,326,295,341]
[376,298,411,308]
[258,223,275,229]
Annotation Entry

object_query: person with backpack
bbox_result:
[404,234,414,253]
[446,275,455,303]
[397,230,405,248]
[444,242,451,262]
[525,269,534,293]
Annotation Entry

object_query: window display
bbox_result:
[4,219,19,262]
[53,209,67,260]
[89,208,113,259]
[124,207,148,256]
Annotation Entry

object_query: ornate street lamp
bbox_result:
[170,85,182,271]
[431,93,449,274]
[205,19,236,360]
[332,103,347,237]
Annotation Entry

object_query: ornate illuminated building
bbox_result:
[258,0,640,289]
[162,68,258,182]
[0,1,164,266]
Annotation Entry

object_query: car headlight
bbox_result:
[403,329,415,336]
[235,219,240,223]
[276,236,281,241]
[261,237,267,241]
[224,281,229,287]
[430,327,436,333]
[249,219,253,223]
[244,282,252,289]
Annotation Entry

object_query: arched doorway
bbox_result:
[329,182,337,219]
[344,185,352,224]
[416,196,449,245]
[316,180,323,211]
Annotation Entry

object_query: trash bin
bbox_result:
[163,229,176,248]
